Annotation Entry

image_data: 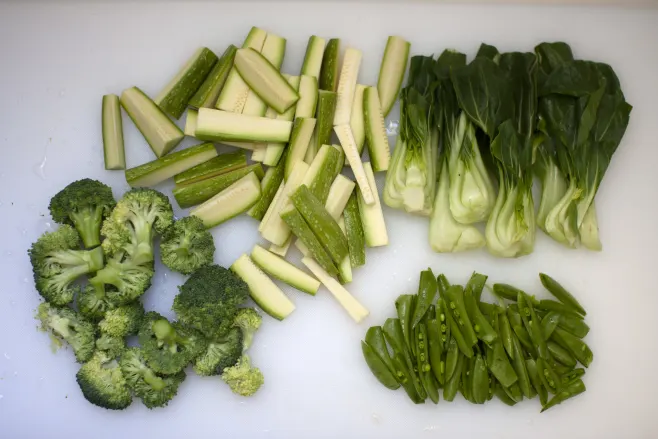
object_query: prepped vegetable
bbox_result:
[195,108,293,143]
[174,150,247,186]
[264,75,301,166]
[251,244,320,295]
[358,162,388,247]
[189,45,237,109]
[242,32,287,117]
[284,117,317,180]
[301,144,342,204]
[247,150,286,221]
[295,75,319,118]
[349,84,367,156]
[102,94,125,170]
[334,124,374,205]
[300,35,326,79]
[333,47,362,126]
[377,36,411,117]
[306,89,337,163]
[319,38,340,92]
[363,86,391,172]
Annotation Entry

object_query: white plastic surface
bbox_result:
[1,2,658,438]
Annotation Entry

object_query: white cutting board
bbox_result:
[1,2,657,438]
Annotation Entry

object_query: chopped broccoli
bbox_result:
[193,328,243,376]
[120,347,186,409]
[95,334,125,359]
[28,225,104,306]
[172,265,249,339]
[76,351,132,410]
[232,308,262,351]
[160,216,215,275]
[99,302,144,337]
[221,354,264,397]
[101,188,173,265]
[48,179,116,248]
[138,312,207,375]
[78,284,116,321]
[37,302,96,363]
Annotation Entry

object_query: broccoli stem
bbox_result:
[142,369,166,391]
[125,214,155,265]
[69,207,104,248]
[49,246,105,272]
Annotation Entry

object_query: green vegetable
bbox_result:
[284,117,317,180]
[195,108,293,143]
[349,84,367,156]
[443,351,464,402]
[248,151,286,220]
[551,328,594,367]
[358,162,389,247]
[221,354,264,397]
[264,75,301,166]
[159,216,215,275]
[193,327,243,376]
[541,379,585,412]
[102,94,125,170]
[557,313,590,338]
[300,35,325,79]
[319,38,340,92]
[539,272,587,316]
[281,205,337,276]
[76,351,132,410]
[295,75,319,118]
[302,144,341,204]
[363,86,391,172]
[526,358,548,406]
[174,150,247,186]
[251,244,320,295]
[343,192,366,267]
[411,269,438,328]
[416,323,440,403]
[518,292,549,360]
[334,124,375,205]
[98,302,144,338]
[307,90,337,165]
[95,334,125,359]
[189,45,237,109]
[333,47,362,125]
[362,341,400,390]
[242,33,287,117]
[377,36,411,117]
[37,302,96,363]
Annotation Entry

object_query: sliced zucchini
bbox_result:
[189,45,237,109]
[284,117,316,180]
[242,33,287,117]
[300,36,326,79]
[364,87,391,172]
[281,206,338,276]
[155,47,218,119]
[305,90,337,163]
[331,144,345,174]
[301,257,369,323]
[248,151,286,221]
[120,86,184,158]
[195,108,293,143]
[337,217,353,284]
[295,75,319,118]
[102,94,125,170]
[259,182,284,229]
[251,147,266,162]
[126,142,218,188]
[319,38,340,92]
[216,26,267,113]
[349,84,367,156]
[174,150,247,186]
[358,162,388,247]
[221,141,264,151]
[184,109,198,137]
[264,75,301,167]
[343,192,366,267]
[260,161,309,245]
[231,254,295,320]
[234,48,299,114]
[173,163,264,208]
[269,237,292,257]
[377,36,410,117]
[333,48,362,126]
[251,245,320,295]
[301,144,341,204]
[190,171,262,228]
[290,185,349,265]
[334,124,374,205]
[325,175,355,220]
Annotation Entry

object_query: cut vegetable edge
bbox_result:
[300,35,326,79]
[325,174,356,220]
[251,244,320,295]
[364,86,391,172]
[343,192,366,267]
[174,150,247,186]
[334,124,374,205]
[319,38,340,92]
[188,44,237,109]
[337,217,353,284]
[358,162,389,247]
[295,75,319,119]
[269,236,292,257]
[333,47,363,126]
[184,109,198,137]
[102,94,125,170]
[242,33,287,117]
[349,84,367,157]
[195,108,293,143]
[284,117,317,180]
[377,36,411,117]
[247,152,286,220]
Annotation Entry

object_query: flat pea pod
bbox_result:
[539,273,587,316]
[383,318,427,399]
[445,336,459,382]
[445,285,478,346]
[550,361,573,375]
[460,356,475,403]
[510,333,533,398]
[465,283,497,346]
[485,339,518,388]
[390,352,424,404]
[551,327,594,367]
[518,292,549,360]
[499,312,515,360]
[537,299,584,319]
[541,378,586,412]
[495,384,518,406]
[437,274,450,298]
[536,357,561,395]
[437,298,450,351]
[471,353,489,404]
[443,351,463,402]
[395,295,414,353]
[547,341,577,368]
[416,323,439,404]
[492,283,522,301]
[541,311,561,339]
[503,382,524,403]
[446,308,474,358]
[560,367,585,385]
[512,324,534,352]
[427,319,445,385]
[557,314,590,338]
[466,272,488,303]
[411,269,438,329]
[361,341,400,390]
[525,358,548,406]
[365,326,396,375]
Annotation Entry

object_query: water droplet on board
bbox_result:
[0,395,4,400]
[6,251,12,257]
[3,353,10,360]
[386,120,399,136]
[34,154,47,180]
[23,278,29,284]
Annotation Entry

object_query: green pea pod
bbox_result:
[460,356,475,403]
[551,328,594,367]
[499,313,515,360]
[479,302,504,316]
[445,336,459,382]
[518,292,549,360]
[411,269,438,329]
[510,334,532,398]
[437,274,450,298]
[557,314,590,338]
[446,308,474,358]
[466,272,488,303]
[503,382,524,403]
[417,323,440,404]
[383,318,426,399]
[495,385,518,406]
[512,324,534,352]
[536,357,561,395]
[445,285,478,346]
[443,351,463,402]
[471,353,489,404]
[560,368,585,385]
[537,299,584,319]
[361,341,401,390]
[437,298,450,351]
[485,339,518,388]
[525,358,548,406]
[427,319,445,385]
[492,283,521,301]
[365,326,396,376]
[395,295,414,353]
[547,341,577,368]
[390,352,424,404]
[539,273,587,316]
[551,361,574,375]
[541,378,586,412]
[541,312,561,339]
[464,284,497,346]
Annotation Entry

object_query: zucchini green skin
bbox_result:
[300,35,326,79]
[290,185,349,266]
[284,117,316,180]
[173,163,264,208]
[156,47,218,119]
[189,45,237,109]
[319,38,340,92]
[251,245,320,295]
[295,75,319,119]
[350,85,367,156]
[315,90,338,147]
[364,86,391,172]
[102,94,125,170]
[281,206,338,276]
[343,192,366,267]
[305,145,341,205]
[174,150,247,186]
[248,151,287,221]
[377,36,411,117]
[190,172,261,228]
[195,108,293,143]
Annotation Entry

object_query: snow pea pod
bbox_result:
[446,307,474,358]
[560,367,585,385]
[536,357,561,395]
[460,356,475,403]
[383,318,427,399]
[445,285,478,346]
[551,327,593,367]
[510,333,532,398]
[411,269,438,329]
[557,313,590,338]
[444,336,459,382]
[499,312,515,359]
[508,308,535,353]
[427,319,445,385]
[539,273,587,316]
[472,353,490,404]
[541,311,561,339]
[547,341,577,368]
[526,358,548,406]
[518,292,549,360]
[395,295,414,353]
[361,341,400,390]
[541,378,586,412]
[437,273,450,298]
[495,384,518,406]
[390,351,424,404]
[536,299,584,319]
[466,272,488,303]
[365,326,396,375]
[416,323,439,404]
[437,298,450,350]
[465,284,497,346]
[443,351,463,402]
[503,382,524,403]
[485,339,518,388]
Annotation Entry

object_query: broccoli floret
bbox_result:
[120,348,185,409]
[232,308,262,351]
[99,302,144,337]
[101,188,173,265]
[193,328,243,376]
[172,265,249,339]
[160,216,215,275]
[48,179,116,248]
[138,312,207,375]
[95,334,125,359]
[37,302,96,363]
[221,354,264,397]
[28,225,104,306]
[78,284,117,321]
[76,351,132,410]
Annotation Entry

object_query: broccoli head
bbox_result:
[37,302,96,363]
[193,327,243,376]
[76,351,132,410]
[95,334,125,359]
[160,216,215,275]
[172,265,249,339]
[99,302,144,337]
[48,179,116,248]
[221,354,264,397]
[28,225,104,306]
[138,312,207,375]
[101,188,173,265]
[233,308,262,351]
[120,347,186,409]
